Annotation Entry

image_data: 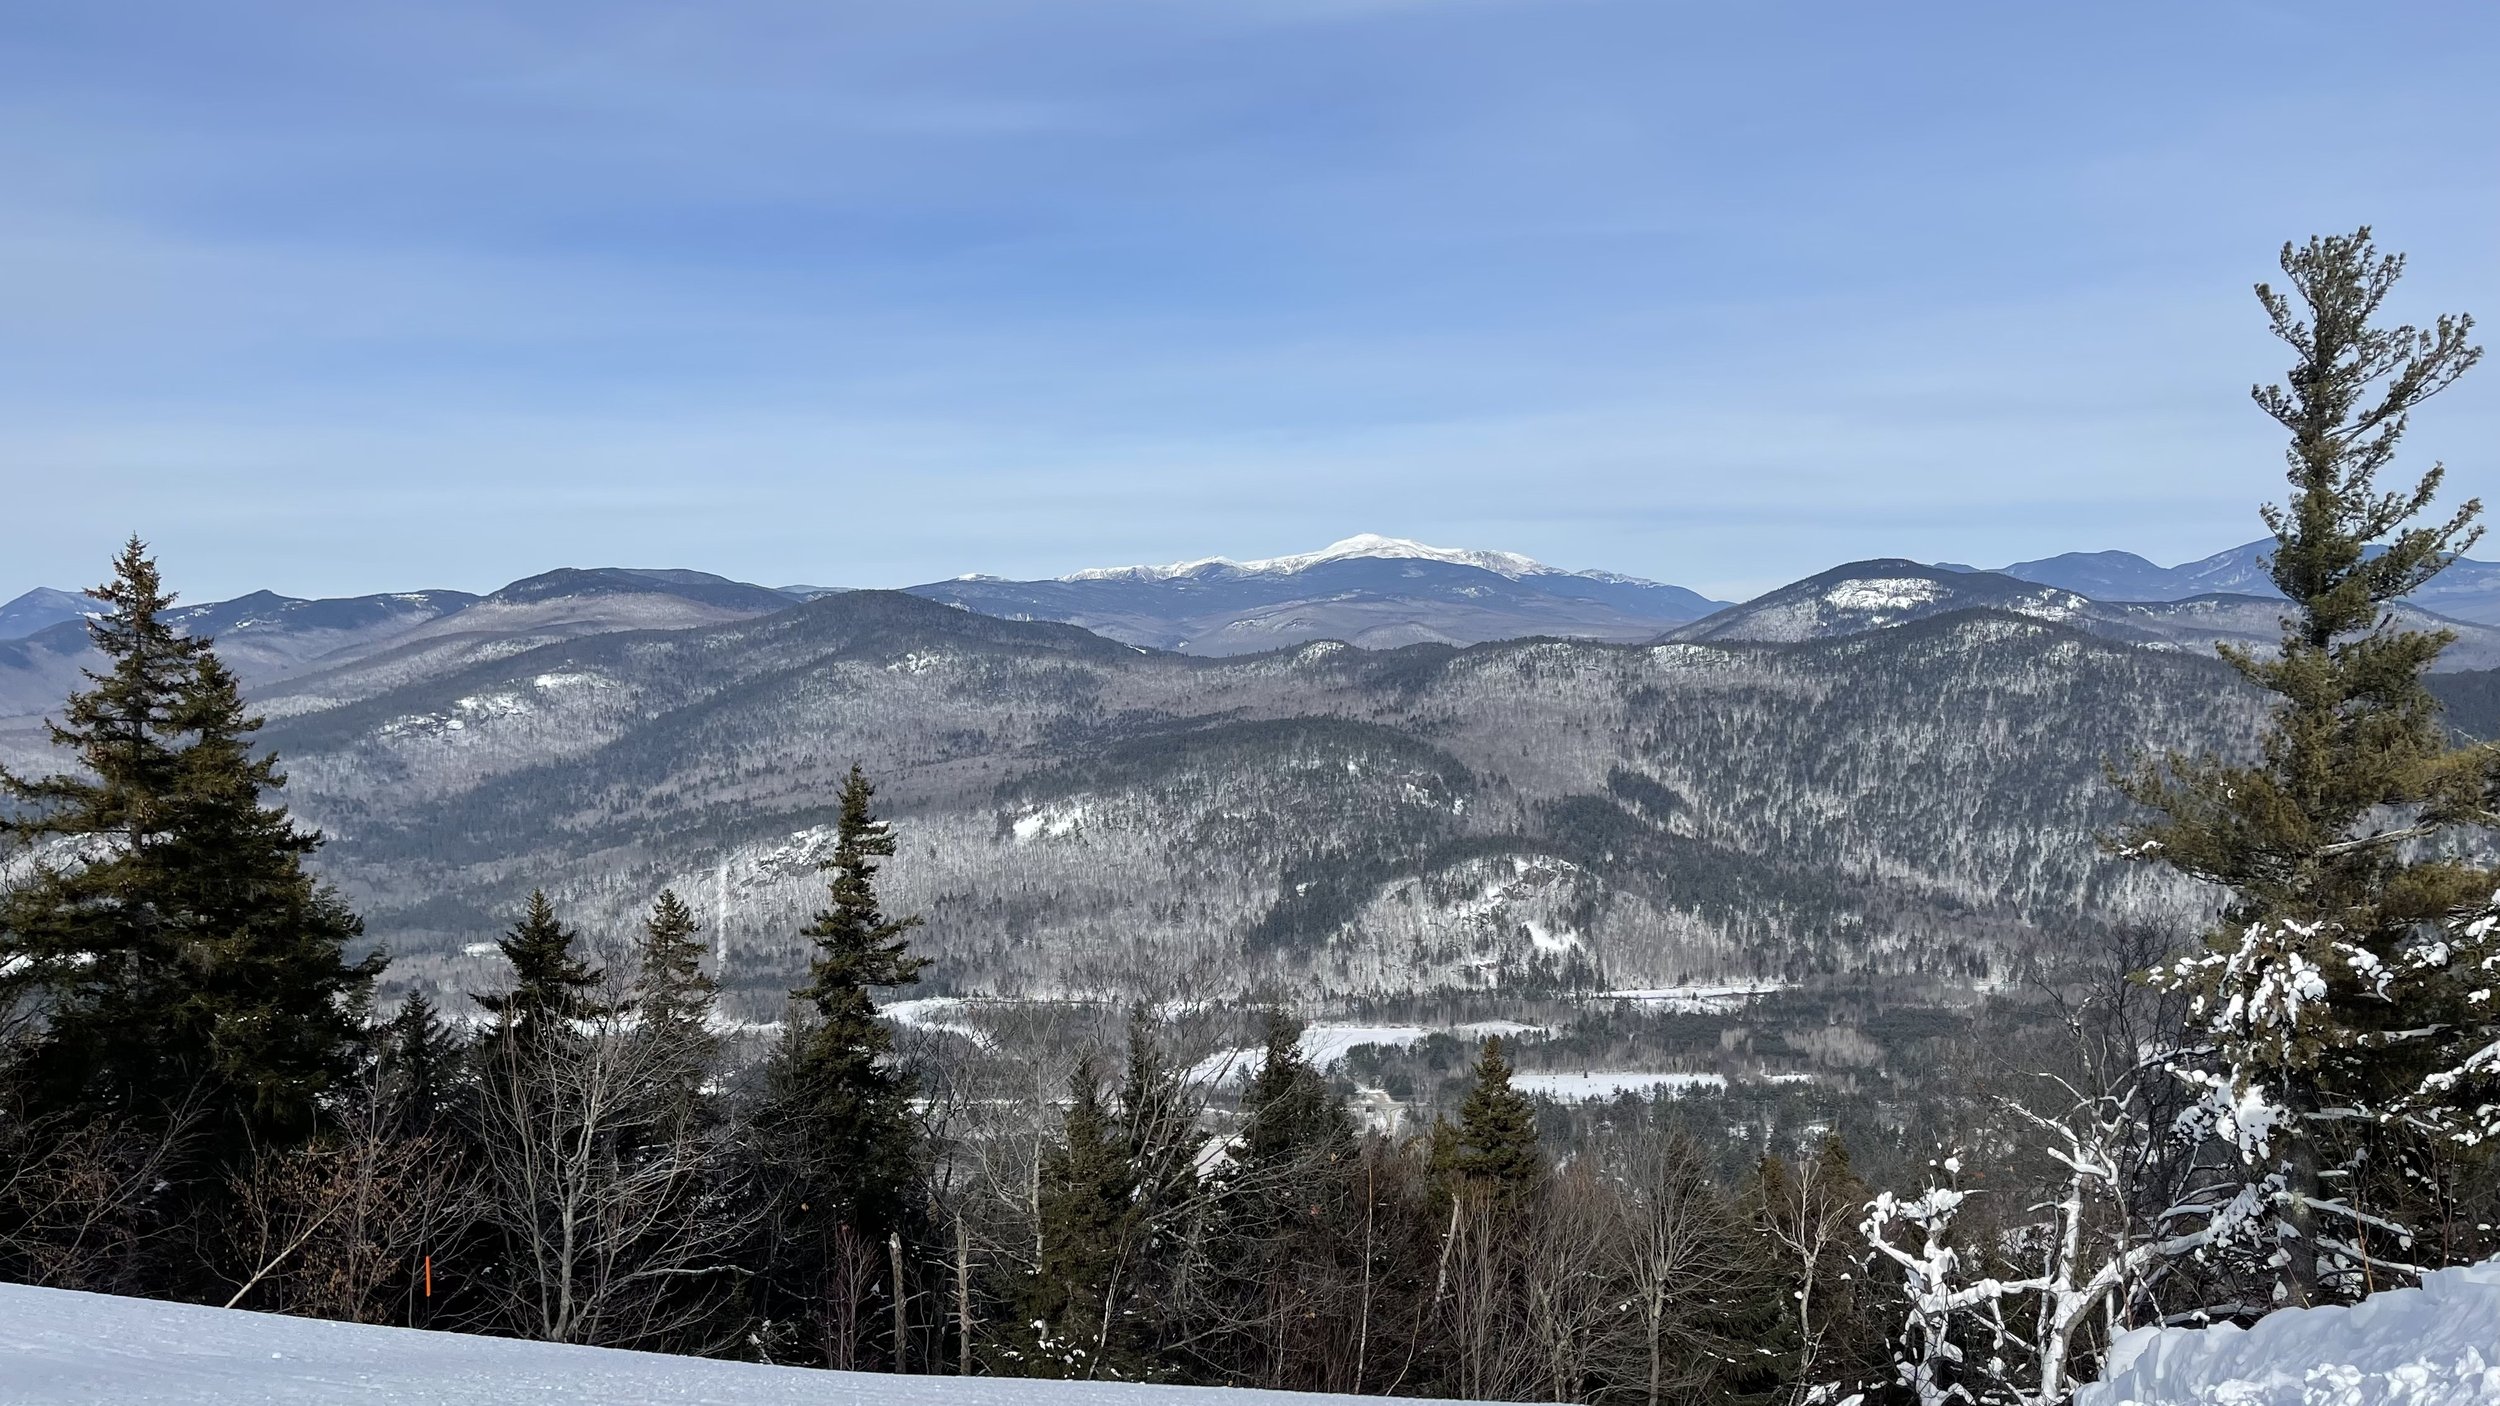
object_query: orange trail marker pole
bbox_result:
[423,1256,432,1299]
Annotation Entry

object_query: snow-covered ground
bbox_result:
[2075,1259,2500,1406]
[1511,1071,1726,1101]
[1190,1025,1439,1086]
[0,1283,1448,1405]
[1596,982,1782,1013]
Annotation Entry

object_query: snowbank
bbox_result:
[2075,1260,2500,1406]
[0,1283,1450,1405]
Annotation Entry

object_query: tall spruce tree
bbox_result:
[769,763,930,1230]
[630,889,719,1118]
[0,540,376,1163]
[1445,1036,1542,1207]
[2117,228,2491,1303]
[755,764,931,1367]
[472,890,604,1065]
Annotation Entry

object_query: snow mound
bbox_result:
[2075,1259,2500,1406]
[0,1282,1449,1404]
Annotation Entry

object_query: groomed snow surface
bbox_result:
[0,1282,1447,1405]
[5,1262,2497,1404]
[2075,1259,2500,1406]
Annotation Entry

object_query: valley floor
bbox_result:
[0,1283,1447,1406]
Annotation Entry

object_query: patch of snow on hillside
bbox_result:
[0,1281,1431,1405]
[2008,589,2089,622]
[1012,804,1088,843]
[530,673,603,691]
[1522,920,1576,954]
[1824,578,1944,613]
[379,690,536,739]
[1455,1020,1548,1040]
[2075,1258,2500,1406]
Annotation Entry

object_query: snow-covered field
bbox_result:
[1596,982,1782,1013]
[0,1283,1444,1405]
[2075,1259,2500,1406]
[1510,1071,1726,1101]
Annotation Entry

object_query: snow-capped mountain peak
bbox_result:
[1063,534,1597,584]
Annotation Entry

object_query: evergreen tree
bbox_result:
[770,764,929,1228]
[0,540,376,1162]
[1020,1056,1137,1377]
[754,764,931,1366]
[378,990,468,1135]
[1112,1006,1204,1297]
[472,890,604,1065]
[630,889,719,1118]
[3,541,212,1121]
[1218,1010,1364,1391]
[1446,1036,1542,1207]
[1238,1010,1352,1170]
[157,654,380,1148]
[2116,228,2493,1302]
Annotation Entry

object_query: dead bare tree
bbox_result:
[1611,1133,1758,1406]
[1521,1162,1623,1403]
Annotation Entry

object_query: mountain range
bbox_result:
[912,534,1726,654]
[15,534,2500,723]
[1965,539,2500,623]
[9,531,2500,1009]
[0,591,2255,1010]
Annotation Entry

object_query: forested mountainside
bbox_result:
[1669,558,2500,665]
[0,568,794,719]
[137,589,2260,1013]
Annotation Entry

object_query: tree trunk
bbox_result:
[890,1231,909,1373]
[956,1215,973,1376]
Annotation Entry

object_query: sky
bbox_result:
[3,1,2496,603]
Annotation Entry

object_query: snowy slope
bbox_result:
[2074,1259,2500,1406]
[0,1282,1455,1405]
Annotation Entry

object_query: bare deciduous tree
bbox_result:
[472,990,748,1350]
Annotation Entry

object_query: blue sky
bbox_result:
[3,1,2495,602]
